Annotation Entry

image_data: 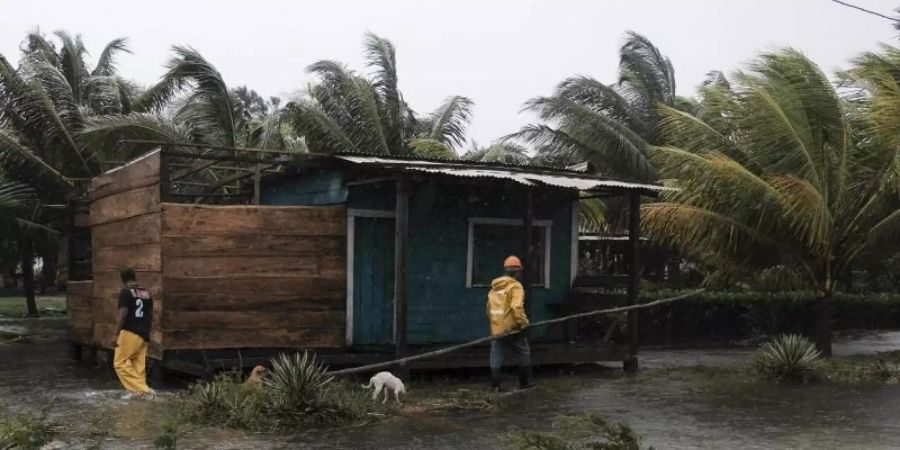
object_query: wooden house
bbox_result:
[65,144,665,376]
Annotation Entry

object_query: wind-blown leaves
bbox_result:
[643,47,900,305]
[287,33,473,156]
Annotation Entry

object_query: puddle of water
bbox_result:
[3,318,900,449]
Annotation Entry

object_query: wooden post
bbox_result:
[252,164,262,205]
[159,148,170,202]
[522,189,534,316]
[624,192,641,373]
[393,177,410,361]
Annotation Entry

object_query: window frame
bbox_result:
[466,217,552,289]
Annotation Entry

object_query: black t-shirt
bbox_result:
[118,286,153,342]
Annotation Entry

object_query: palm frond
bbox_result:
[426,95,473,148]
[91,37,130,76]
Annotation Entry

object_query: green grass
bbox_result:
[0,295,66,317]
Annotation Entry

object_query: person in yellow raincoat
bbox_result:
[112,267,156,397]
[486,255,534,391]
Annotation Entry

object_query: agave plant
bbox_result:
[753,334,822,383]
[264,352,333,413]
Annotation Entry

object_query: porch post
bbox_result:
[159,147,170,203]
[522,188,534,316]
[393,177,410,361]
[624,191,641,373]
[252,164,262,205]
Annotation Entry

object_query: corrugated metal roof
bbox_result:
[335,155,670,193]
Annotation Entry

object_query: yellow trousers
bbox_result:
[114,330,151,394]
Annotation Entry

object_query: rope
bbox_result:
[326,289,704,376]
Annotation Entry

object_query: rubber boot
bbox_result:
[491,369,504,392]
[518,365,535,390]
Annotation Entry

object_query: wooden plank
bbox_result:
[161,204,345,236]
[90,185,160,226]
[163,311,344,330]
[165,293,344,312]
[92,321,116,346]
[162,256,344,279]
[66,280,93,298]
[92,271,162,300]
[164,277,344,296]
[67,294,93,311]
[90,150,160,200]
[92,213,161,247]
[161,234,344,257]
[164,327,344,350]
[93,244,161,272]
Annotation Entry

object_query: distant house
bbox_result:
[64,145,665,376]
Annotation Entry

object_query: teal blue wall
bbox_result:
[261,169,347,205]
[263,173,576,345]
[403,182,574,344]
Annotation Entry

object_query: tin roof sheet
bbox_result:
[335,155,669,193]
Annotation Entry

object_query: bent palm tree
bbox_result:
[512,31,685,181]
[642,48,900,355]
[287,33,473,156]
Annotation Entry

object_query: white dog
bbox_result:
[361,371,406,404]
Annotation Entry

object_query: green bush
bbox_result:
[0,407,55,450]
[504,413,651,450]
[185,352,376,432]
[636,290,900,344]
[752,334,822,383]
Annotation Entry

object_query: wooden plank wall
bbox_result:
[87,150,163,357]
[66,280,93,344]
[160,204,346,350]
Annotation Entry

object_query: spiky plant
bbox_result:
[264,352,333,414]
[642,47,900,355]
[753,334,822,383]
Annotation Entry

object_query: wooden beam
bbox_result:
[624,192,641,373]
[393,177,410,361]
[522,188,534,317]
[253,164,262,205]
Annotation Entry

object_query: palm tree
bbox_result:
[462,141,531,165]
[82,47,302,154]
[512,31,686,181]
[286,33,473,157]
[0,31,137,312]
[641,47,900,355]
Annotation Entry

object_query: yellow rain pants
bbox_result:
[114,330,151,394]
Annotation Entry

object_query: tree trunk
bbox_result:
[814,291,833,357]
[20,237,37,317]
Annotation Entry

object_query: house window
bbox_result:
[467,218,552,288]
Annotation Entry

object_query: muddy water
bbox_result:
[3,318,900,449]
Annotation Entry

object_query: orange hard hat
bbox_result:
[503,255,523,269]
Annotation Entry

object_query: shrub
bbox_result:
[752,334,822,383]
[504,413,651,450]
[185,352,376,432]
[0,407,55,450]
[636,290,900,345]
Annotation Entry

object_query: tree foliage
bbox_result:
[286,33,473,155]
[642,47,900,352]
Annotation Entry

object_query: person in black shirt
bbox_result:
[113,267,155,395]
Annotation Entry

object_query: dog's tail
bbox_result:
[360,380,373,389]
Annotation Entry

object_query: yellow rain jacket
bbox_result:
[486,275,529,336]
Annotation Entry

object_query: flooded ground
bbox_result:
[3,316,900,449]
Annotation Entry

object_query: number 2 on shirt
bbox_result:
[135,299,144,318]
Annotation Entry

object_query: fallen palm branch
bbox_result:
[327,289,704,376]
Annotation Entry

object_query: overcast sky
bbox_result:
[1,0,897,147]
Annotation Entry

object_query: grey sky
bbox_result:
[1,0,897,148]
